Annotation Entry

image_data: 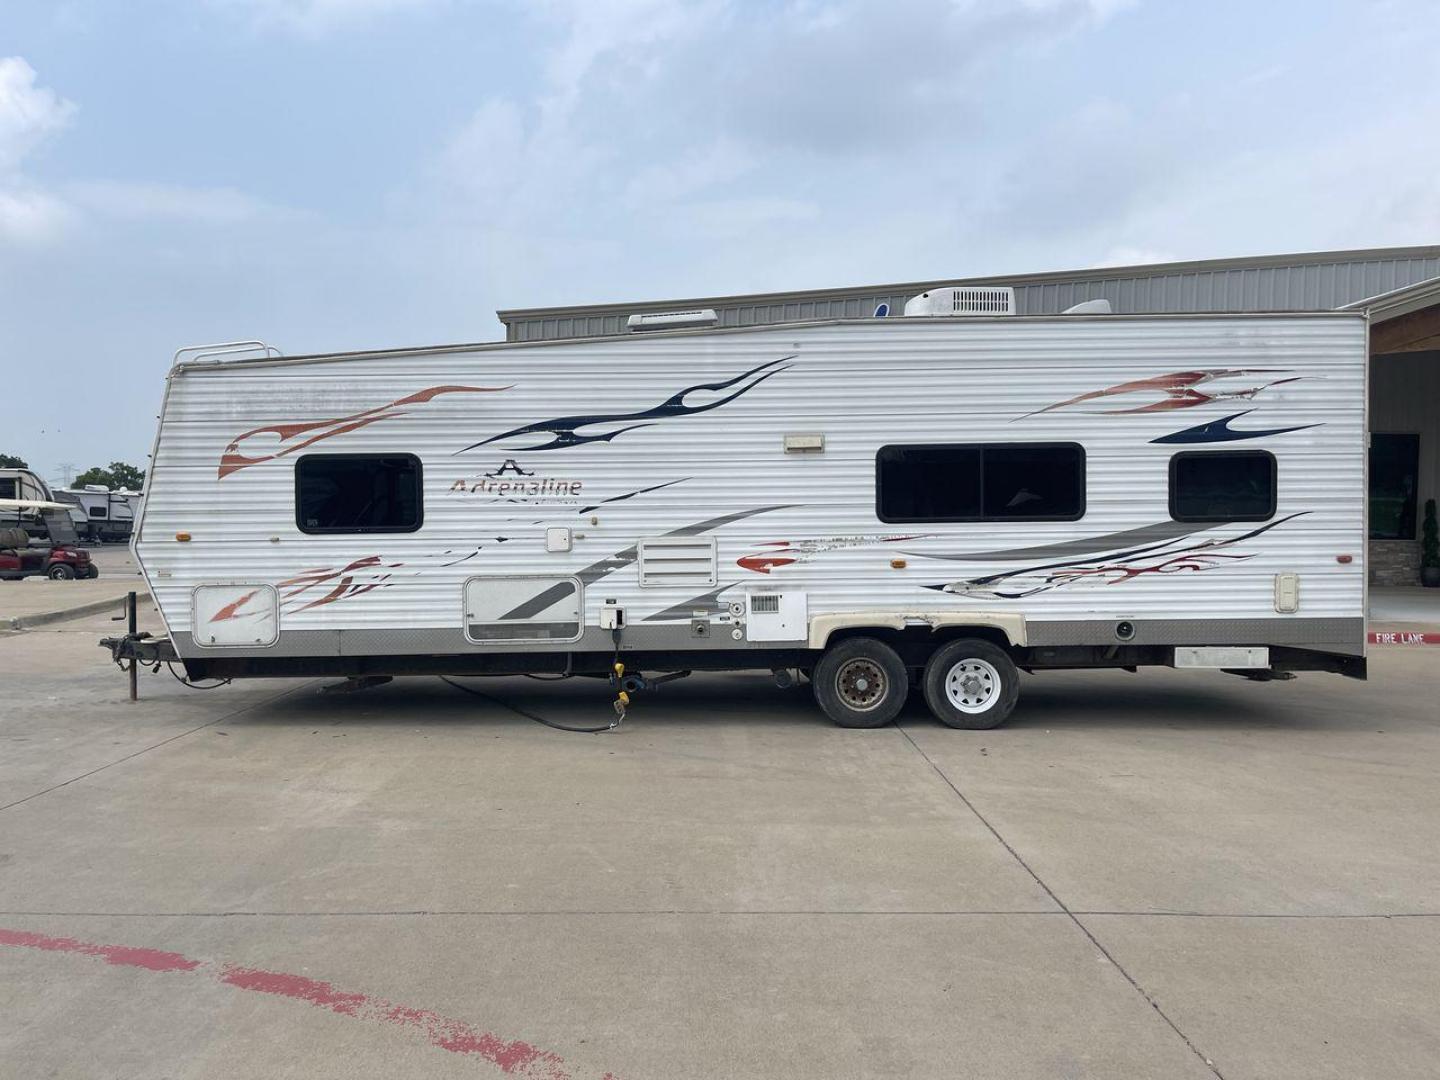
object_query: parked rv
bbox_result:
[53,485,141,543]
[0,468,58,541]
[118,300,1368,728]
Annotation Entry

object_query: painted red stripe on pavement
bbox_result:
[1,927,616,1079]
[1368,631,1440,645]
[0,928,199,972]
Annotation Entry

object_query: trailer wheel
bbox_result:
[923,639,1019,729]
[813,637,908,728]
[47,563,76,580]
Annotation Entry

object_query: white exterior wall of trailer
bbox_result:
[133,312,1367,687]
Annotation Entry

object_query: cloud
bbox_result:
[689,0,1128,155]
[410,0,1143,305]
[67,181,285,225]
[0,56,75,174]
[209,0,449,34]
[622,140,756,209]
[0,188,74,245]
[430,0,1138,215]
[0,57,77,244]
[1092,246,1178,269]
[0,56,299,252]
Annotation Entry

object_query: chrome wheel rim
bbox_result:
[836,658,887,712]
[945,658,1001,714]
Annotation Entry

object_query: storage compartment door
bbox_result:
[465,576,583,643]
[192,584,279,647]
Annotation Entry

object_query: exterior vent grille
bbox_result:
[627,309,719,332]
[750,594,781,614]
[903,286,1016,317]
[637,537,718,588]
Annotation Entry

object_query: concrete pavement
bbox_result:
[0,545,148,630]
[1,609,1437,1078]
[1369,585,1440,630]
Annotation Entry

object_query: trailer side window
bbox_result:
[876,443,1085,523]
[296,454,423,534]
[1169,451,1275,522]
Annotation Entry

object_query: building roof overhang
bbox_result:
[498,244,1440,323]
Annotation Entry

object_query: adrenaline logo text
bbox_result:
[448,459,584,498]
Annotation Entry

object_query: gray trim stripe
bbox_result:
[904,521,1213,562]
[168,617,1366,662]
[500,581,585,622]
[1027,618,1364,652]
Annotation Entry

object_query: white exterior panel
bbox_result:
[134,314,1368,659]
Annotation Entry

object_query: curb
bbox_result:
[5,592,154,632]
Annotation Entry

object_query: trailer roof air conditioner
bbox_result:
[1062,298,1113,315]
[626,309,719,332]
[903,286,1015,317]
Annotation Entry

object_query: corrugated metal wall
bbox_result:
[501,248,1440,342]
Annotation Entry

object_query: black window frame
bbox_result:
[875,441,1087,524]
[294,452,425,535]
[1168,449,1277,523]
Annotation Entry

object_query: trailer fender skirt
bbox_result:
[807,612,1026,650]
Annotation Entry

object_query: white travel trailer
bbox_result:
[123,304,1368,728]
[0,468,58,538]
[54,485,141,542]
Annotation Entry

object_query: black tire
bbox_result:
[812,637,908,728]
[923,639,1020,730]
[86,565,100,579]
[47,563,76,580]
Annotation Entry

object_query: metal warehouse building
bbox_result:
[498,245,1440,586]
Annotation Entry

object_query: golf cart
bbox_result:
[0,499,97,580]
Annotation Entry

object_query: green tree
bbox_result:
[74,462,146,490]
[0,453,29,469]
[73,466,112,488]
[106,461,146,490]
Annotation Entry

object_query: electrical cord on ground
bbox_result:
[438,675,620,733]
[166,661,232,690]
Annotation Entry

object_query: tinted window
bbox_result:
[296,454,422,534]
[0,478,14,499]
[876,445,982,521]
[1370,433,1418,540]
[982,445,1085,519]
[1170,451,1275,522]
[877,443,1084,523]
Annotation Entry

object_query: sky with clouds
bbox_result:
[3,0,1439,485]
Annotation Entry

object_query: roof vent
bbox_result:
[1062,299,1113,315]
[903,286,1015,317]
[627,309,719,332]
